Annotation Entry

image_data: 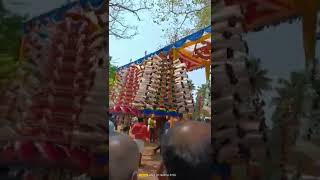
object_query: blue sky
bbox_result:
[109,10,207,90]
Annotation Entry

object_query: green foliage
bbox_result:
[246,58,272,95]
[193,83,209,119]
[153,0,210,43]
[109,56,118,89]
[269,71,320,178]
[0,1,25,60]
[0,0,25,91]
[0,0,4,12]
[272,71,314,120]
[109,0,210,41]
[187,79,195,91]
[193,0,211,29]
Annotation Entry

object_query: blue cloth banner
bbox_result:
[142,109,181,117]
[118,25,211,71]
[212,163,231,180]
[110,108,181,117]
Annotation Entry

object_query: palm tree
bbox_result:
[273,71,316,140]
[246,58,272,96]
[246,57,272,133]
[187,79,195,91]
[271,71,317,179]
[193,83,209,120]
[308,79,320,141]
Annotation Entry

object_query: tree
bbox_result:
[193,83,209,120]
[109,0,152,39]
[246,58,272,96]
[0,0,25,92]
[187,79,195,91]
[109,0,210,42]
[307,79,320,141]
[271,71,317,179]
[272,72,313,125]
[0,0,26,59]
[153,0,210,43]
[109,57,118,89]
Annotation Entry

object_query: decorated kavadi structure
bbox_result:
[0,0,107,178]
[213,0,320,178]
[110,26,211,118]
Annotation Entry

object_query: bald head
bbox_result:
[109,132,139,180]
[161,121,212,180]
[167,121,211,145]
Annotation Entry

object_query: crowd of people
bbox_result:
[109,114,212,180]
[109,115,181,156]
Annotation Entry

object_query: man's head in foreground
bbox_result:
[109,132,140,180]
[160,121,212,180]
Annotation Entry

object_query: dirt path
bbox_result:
[138,142,162,180]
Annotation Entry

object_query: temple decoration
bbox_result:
[0,0,107,176]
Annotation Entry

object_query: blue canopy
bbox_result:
[117,26,211,71]
[142,109,181,117]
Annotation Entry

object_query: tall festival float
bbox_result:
[110,27,211,125]
[213,0,319,178]
[0,0,107,179]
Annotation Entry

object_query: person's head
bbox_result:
[138,117,143,123]
[160,121,212,180]
[151,114,155,118]
[109,132,140,180]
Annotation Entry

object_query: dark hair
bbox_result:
[161,129,212,180]
[0,167,9,175]
[91,177,108,180]
[138,117,143,122]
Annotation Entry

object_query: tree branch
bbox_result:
[153,0,209,42]
[109,0,152,39]
[109,2,151,21]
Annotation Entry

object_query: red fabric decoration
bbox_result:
[15,141,38,162]
[70,148,91,170]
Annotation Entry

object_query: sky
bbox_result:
[109,9,207,90]
[245,20,320,127]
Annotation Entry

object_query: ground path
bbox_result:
[138,142,161,180]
